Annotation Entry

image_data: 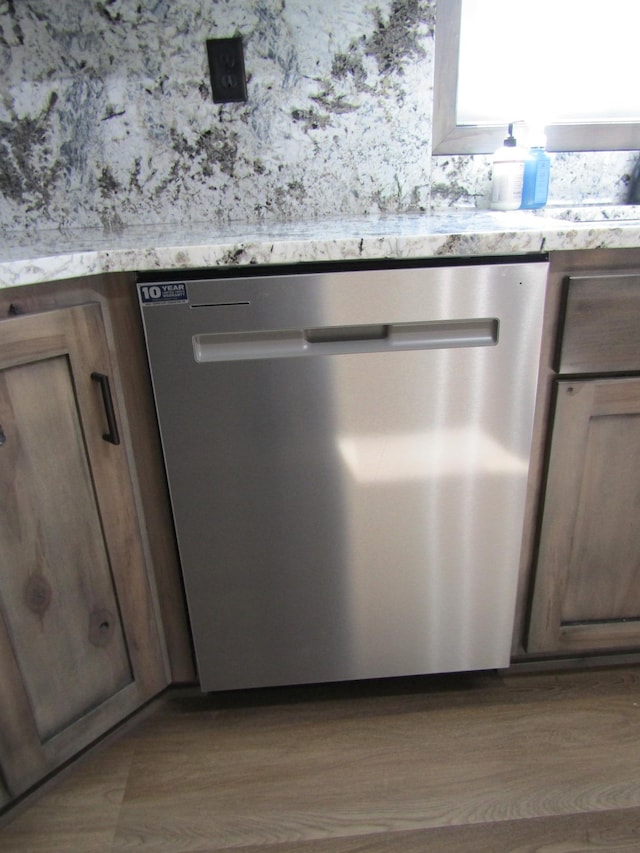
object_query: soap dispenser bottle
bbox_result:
[520,129,551,209]
[490,123,526,211]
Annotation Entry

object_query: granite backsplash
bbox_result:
[0,0,637,232]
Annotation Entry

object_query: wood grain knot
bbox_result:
[25,574,52,617]
[89,608,116,647]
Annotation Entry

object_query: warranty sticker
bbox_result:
[139,283,188,305]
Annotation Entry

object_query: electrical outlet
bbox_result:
[207,37,248,104]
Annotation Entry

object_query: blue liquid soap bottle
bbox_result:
[520,129,551,209]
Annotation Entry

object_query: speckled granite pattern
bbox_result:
[2,211,640,289]
[0,0,436,230]
[0,0,637,232]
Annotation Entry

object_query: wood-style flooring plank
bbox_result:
[1,667,640,852]
[110,668,640,851]
[0,736,133,852]
[193,805,640,852]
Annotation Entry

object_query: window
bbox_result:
[433,0,640,153]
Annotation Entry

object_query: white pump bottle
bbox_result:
[490,124,526,211]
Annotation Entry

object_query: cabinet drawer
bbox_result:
[558,273,640,374]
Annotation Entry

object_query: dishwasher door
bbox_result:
[140,260,547,691]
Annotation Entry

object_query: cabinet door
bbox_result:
[0,304,167,798]
[528,377,640,653]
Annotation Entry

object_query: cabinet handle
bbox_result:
[90,372,121,445]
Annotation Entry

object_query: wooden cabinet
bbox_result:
[0,302,169,799]
[527,270,640,655]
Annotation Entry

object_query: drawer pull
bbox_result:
[91,372,121,445]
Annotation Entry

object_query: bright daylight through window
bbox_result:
[434,0,640,153]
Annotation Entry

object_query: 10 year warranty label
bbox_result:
[139,283,188,305]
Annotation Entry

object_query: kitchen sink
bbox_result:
[542,205,640,223]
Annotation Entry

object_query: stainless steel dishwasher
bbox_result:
[139,259,547,691]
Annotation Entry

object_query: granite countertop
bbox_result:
[2,207,640,289]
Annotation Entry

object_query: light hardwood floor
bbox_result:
[2,666,640,851]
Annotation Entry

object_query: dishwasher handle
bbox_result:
[193,318,499,363]
[305,323,390,344]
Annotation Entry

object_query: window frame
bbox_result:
[433,0,640,154]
